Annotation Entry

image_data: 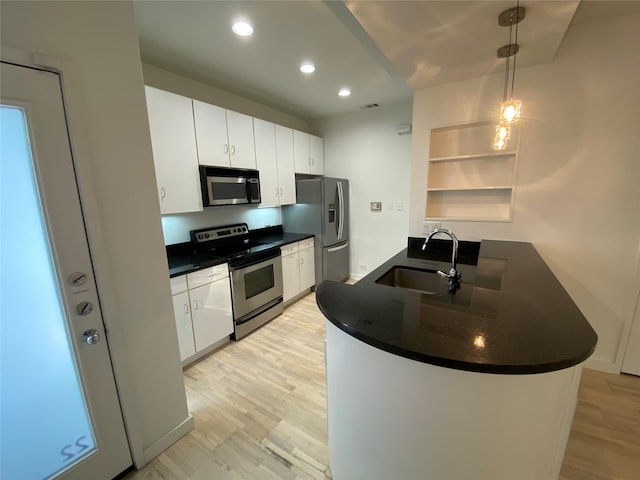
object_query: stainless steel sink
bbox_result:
[375,266,450,295]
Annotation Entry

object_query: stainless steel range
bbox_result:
[190,223,283,340]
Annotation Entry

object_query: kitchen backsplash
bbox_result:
[161,206,282,245]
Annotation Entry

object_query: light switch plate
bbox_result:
[370,202,382,211]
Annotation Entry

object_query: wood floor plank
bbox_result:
[126,292,640,480]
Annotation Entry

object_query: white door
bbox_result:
[0,62,132,479]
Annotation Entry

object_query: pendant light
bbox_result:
[493,1,525,150]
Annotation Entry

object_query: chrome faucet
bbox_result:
[422,229,460,291]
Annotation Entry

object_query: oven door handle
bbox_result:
[228,248,281,271]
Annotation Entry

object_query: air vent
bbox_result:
[360,103,381,110]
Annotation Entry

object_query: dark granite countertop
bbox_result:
[316,239,597,375]
[166,226,314,278]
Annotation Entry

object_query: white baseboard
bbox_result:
[584,356,619,374]
[142,415,194,464]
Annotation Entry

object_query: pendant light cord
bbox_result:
[511,0,520,99]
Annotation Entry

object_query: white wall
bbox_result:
[314,101,413,278]
[410,14,640,372]
[1,0,191,467]
[162,206,282,244]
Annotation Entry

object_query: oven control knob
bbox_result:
[205,233,209,238]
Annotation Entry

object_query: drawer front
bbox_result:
[170,275,188,295]
[299,238,315,250]
[280,243,298,256]
[187,263,229,289]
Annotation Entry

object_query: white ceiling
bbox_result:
[133,0,639,121]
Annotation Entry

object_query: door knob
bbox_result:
[82,329,101,345]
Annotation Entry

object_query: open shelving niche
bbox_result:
[425,120,519,222]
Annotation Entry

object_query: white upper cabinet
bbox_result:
[275,125,296,205]
[293,130,324,175]
[193,100,256,169]
[226,110,257,169]
[255,119,297,206]
[192,101,229,167]
[144,86,202,215]
[309,134,324,175]
[254,118,279,206]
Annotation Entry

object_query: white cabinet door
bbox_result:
[299,244,316,291]
[145,86,202,214]
[192,100,230,167]
[172,291,196,361]
[254,118,279,207]
[189,278,233,352]
[293,129,310,174]
[275,125,297,205]
[309,134,324,175]
[281,251,300,303]
[226,110,256,169]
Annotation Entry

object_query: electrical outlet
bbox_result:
[359,265,368,273]
[396,201,403,212]
[423,222,441,234]
[388,202,394,211]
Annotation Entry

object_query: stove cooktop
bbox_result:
[190,223,280,266]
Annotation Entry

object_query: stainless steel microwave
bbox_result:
[199,166,261,207]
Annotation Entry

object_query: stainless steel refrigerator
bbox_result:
[282,177,349,285]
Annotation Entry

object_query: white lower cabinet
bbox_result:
[281,238,315,303]
[170,263,233,363]
[189,279,233,352]
[172,291,196,361]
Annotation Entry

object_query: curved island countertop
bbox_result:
[316,239,597,375]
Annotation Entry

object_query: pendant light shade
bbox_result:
[499,98,522,125]
[493,123,511,151]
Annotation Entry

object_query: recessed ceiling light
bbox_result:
[300,62,316,74]
[232,21,253,37]
[338,88,351,97]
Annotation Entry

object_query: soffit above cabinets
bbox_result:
[344,0,580,92]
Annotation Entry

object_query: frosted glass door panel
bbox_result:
[1,106,95,478]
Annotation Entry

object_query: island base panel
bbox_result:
[325,321,582,480]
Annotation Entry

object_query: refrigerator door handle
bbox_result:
[337,182,344,241]
[327,241,349,253]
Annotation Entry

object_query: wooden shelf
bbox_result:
[427,186,512,192]
[429,152,516,163]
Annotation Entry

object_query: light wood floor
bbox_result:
[126,291,640,480]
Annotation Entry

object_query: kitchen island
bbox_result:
[316,239,597,480]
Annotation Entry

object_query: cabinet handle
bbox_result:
[193,300,199,310]
[300,258,304,265]
[224,144,229,154]
[231,145,236,155]
[160,187,166,199]
[184,303,189,314]
[275,187,280,197]
[280,187,284,196]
